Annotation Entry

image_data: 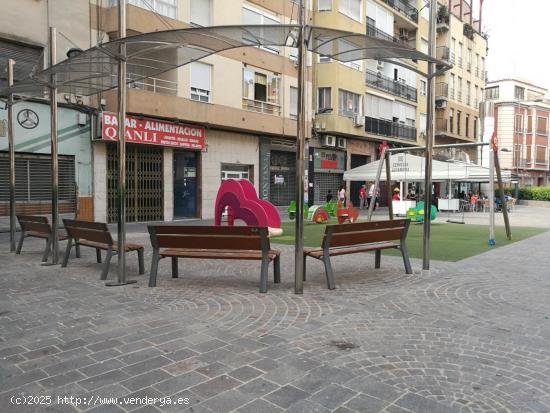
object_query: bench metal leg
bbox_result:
[137,249,145,275]
[42,237,52,262]
[75,243,81,258]
[259,256,269,293]
[400,244,413,275]
[62,238,73,267]
[16,232,25,254]
[171,257,178,278]
[273,255,281,284]
[149,249,161,287]
[100,246,113,280]
[375,250,381,269]
[322,256,336,290]
[302,254,307,281]
[96,248,102,263]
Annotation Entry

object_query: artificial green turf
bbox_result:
[275,221,546,262]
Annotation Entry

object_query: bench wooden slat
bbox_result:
[160,248,280,260]
[152,225,264,236]
[328,219,407,233]
[63,219,108,231]
[327,227,405,248]
[78,239,143,252]
[305,241,398,258]
[154,234,261,250]
[19,221,51,233]
[66,227,113,245]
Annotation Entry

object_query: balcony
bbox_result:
[436,13,450,32]
[435,82,449,100]
[436,46,450,62]
[435,118,448,134]
[242,98,281,116]
[449,87,455,100]
[475,67,479,77]
[366,23,404,44]
[381,0,418,23]
[127,74,177,96]
[365,70,417,102]
[365,116,417,141]
[457,57,463,68]
[466,95,471,106]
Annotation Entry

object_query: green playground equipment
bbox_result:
[406,201,437,222]
[288,200,338,220]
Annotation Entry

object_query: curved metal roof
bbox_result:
[1,24,451,99]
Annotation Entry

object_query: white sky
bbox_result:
[483,0,550,90]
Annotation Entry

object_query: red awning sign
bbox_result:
[101,112,205,150]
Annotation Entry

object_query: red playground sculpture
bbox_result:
[214,179,282,236]
[336,201,359,224]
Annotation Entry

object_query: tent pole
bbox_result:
[494,142,512,240]
[7,59,16,252]
[385,150,393,220]
[294,0,307,294]
[367,147,386,222]
[49,27,60,265]
[422,0,437,271]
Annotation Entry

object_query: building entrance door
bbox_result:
[349,154,369,207]
[174,151,198,218]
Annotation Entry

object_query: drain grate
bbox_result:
[330,340,359,351]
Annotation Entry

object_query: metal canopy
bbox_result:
[1,24,450,99]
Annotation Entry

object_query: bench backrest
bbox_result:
[322,219,410,249]
[148,225,270,252]
[17,215,51,234]
[63,219,113,245]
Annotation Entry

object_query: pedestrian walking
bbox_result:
[359,184,367,209]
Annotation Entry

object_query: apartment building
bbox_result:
[0,0,94,220]
[433,0,487,161]
[485,79,550,187]
[312,0,425,206]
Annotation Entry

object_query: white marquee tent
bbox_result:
[343,154,511,183]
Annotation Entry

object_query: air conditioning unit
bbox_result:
[314,122,326,130]
[376,60,384,71]
[435,100,447,109]
[336,137,346,149]
[399,28,409,41]
[321,135,336,147]
[353,114,364,127]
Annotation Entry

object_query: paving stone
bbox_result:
[153,371,208,396]
[190,375,241,399]
[345,394,391,412]
[345,377,403,402]
[79,359,126,377]
[236,377,279,398]
[236,399,283,413]
[122,356,172,376]
[394,393,461,413]
[286,399,331,413]
[199,389,254,413]
[227,366,263,382]
[78,369,131,391]
[264,385,310,409]
[309,383,357,410]
[39,370,87,389]
[195,362,230,378]
[121,369,172,392]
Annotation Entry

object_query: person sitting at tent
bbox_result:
[406,190,417,201]
[392,188,401,201]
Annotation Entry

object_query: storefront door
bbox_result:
[174,151,198,218]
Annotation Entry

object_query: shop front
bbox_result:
[97,112,205,222]
[312,148,346,204]
[258,138,297,207]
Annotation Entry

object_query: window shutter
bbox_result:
[190,62,211,91]
[191,0,211,26]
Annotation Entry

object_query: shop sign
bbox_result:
[314,149,345,172]
[274,174,285,185]
[100,112,205,150]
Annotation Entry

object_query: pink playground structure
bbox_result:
[214,179,282,234]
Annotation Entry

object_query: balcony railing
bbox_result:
[457,57,463,68]
[365,116,417,141]
[449,88,455,100]
[475,67,479,77]
[242,98,281,116]
[435,118,448,133]
[127,73,177,95]
[466,62,471,72]
[366,23,403,44]
[435,82,449,98]
[436,46,450,61]
[449,52,455,64]
[457,91,462,102]
[381,0,418,23]
[366,70,417,102]
[466,95,471,106]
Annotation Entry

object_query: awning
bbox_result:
[343,154,512,183]
[0,25,450,99]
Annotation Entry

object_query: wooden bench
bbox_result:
[148,225,281,293]
[16,215,68,262]
[303,219,413,289]
[62,219,145,280]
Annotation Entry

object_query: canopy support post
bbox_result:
[7,59,16,252]
[106,0,135,286]
[294,0,307,294]
[49,27,60,265]
[366,147,386,222]
[494,143,512,240]
[422,0,437,271]
[385,150,393,220]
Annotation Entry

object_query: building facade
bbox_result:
[485,79,550,187]
[433,0,487,162]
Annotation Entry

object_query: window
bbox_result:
[457,110,461,135]
[466,80,471,105]
[339,0,361,22]
[420,113,427,135]
[338,89,361,117]
[190,62,212,102]
[474,117,478,139]
[242,5,280,53]
[457,76,462,101]
[318,0,332,11]
[537,117,548,135]
[450,37,456,62]
[485,86,499,100]
[191,0,211,26]
[465,114,469,137]
[536,146,547,164]
[421,38,429,55]
[467,48,472,70]
[514,86,525,100]
[420,79,427,96]
[366,0,392,36]
[318,54,331,63]
[420,2,429,20]
[450,74,455,99]
[318,87,332,111]
[290,87,298,119]
[221,164,252,181]
[528,115,533,133]
[515,114,524,133]
[449,109,454,133]
[457,42,463,66]
[125,0,176,19]
[242,68,281,114]
[365,93,392,120]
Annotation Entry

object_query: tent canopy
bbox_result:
[343,154,511,183]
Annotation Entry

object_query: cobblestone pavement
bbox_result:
[1,229,549,413]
